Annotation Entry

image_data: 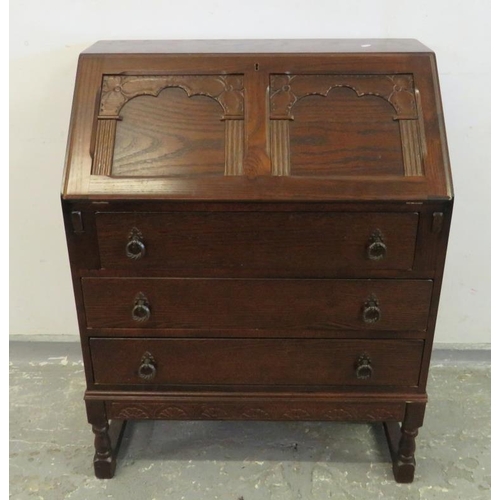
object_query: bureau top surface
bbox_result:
[62,39,452,201]
[82,39,433,55]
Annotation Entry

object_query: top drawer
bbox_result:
[96,212,418,275]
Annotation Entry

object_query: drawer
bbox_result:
[82,278,433,331]
[95,212,419,275]
[90,338,424,387]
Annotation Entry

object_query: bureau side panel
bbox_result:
[61,200,101,386]
[417,200,454,389]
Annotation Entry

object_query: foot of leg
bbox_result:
[383,401,426,483]
[86,400,127,479]
[92,422,116,479]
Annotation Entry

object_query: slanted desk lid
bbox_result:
[62,40,453,201]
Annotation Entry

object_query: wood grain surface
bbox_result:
[62,42,453,200]
[61,40,453,482]
[95,211,419,274]
[113,88,226,177]
[289,88,404,176]
[81,278,433,331]
[90,337,424,387]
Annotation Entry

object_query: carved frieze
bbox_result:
[270,74,417,120]
[108,401,404,421]
[100,75,244,119]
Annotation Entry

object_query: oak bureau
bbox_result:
[61,39,453,482]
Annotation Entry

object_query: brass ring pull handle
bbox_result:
[132,292,151,322]
[367,229,387,261]
[138,352,156,381]
[356,354,373,380]
[362,295,381,324]
[126,227,146,260]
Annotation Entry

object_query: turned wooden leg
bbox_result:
[86,400,126,479]
[92,421,115,479]
[383,401,426,483]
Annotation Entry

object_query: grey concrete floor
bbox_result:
[10,342,490,500]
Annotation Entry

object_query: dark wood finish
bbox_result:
[289,88,405,176]
[95,212,419,274]
[82,278,432,331]
[112,88,226,177]
[432,211,444,233]
[61,40,453,482]
[85,400,127,479]
[384,401,426,483]
[90,338,424,387]
[71,211,84,233]
[85,327,428,340]
[105,397,407,422]
[62,41,452,200]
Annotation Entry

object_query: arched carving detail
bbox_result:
[92,74,245,176]
[270,74,417,120]
[100,75,244,119]
[269,73,423,177]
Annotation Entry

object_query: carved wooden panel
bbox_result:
[99,75,244,117]
[269,74,424,177]
[224,120,245,175]
[270,74,417,120]
[270,120,291,176]
[112,89,226,177]
[106,400,405,421]
[93,118,118,176]
[92,75,244,177]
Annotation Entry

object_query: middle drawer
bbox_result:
[82,278,433,331]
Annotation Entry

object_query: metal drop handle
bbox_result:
[362,295,381,324]
[126,227,146,260]
[367,229,387,261]
[356,354,373,380]
[132,292,151,322]
[138,352,156,381]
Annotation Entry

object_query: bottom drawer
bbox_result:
[90,338,424,388]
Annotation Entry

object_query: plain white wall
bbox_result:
[10,0,490,343]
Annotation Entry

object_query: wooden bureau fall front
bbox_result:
[61,39,453,483]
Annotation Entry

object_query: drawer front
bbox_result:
[95,212,419,275]
[90,338,424,387]
[82,278,432,331]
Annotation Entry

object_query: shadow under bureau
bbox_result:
[61,39,453,483]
